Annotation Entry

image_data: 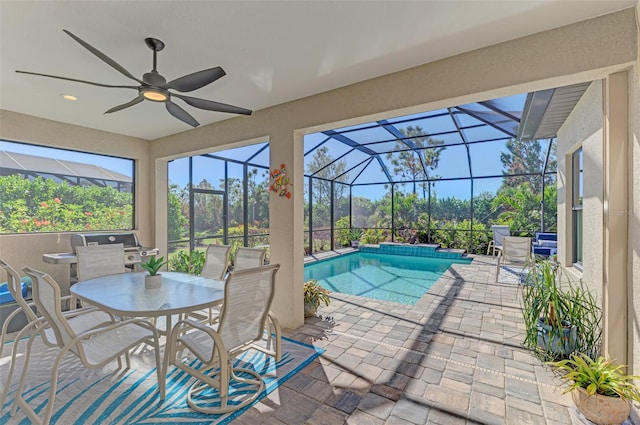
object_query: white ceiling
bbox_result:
[1,0,637,141]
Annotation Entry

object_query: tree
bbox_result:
[496,138,558,232]
[306,146,348,231]
[500,138,556,192]
[492,182,542,234]
[385,126,445,195]
[168,184,188,241]
[246,167,270,228]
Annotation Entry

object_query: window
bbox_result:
[571,148,583,267]
[0,140,134,233]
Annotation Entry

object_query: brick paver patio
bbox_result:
[237,254,580,425]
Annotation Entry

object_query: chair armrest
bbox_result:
[61,305,114,321]
[71,317,159,344]
[171,318,227,363]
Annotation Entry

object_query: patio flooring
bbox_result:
[237,254,580,425]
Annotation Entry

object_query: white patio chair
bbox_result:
[13,267,164,425]
[76,243,126,281]
[190,244,231,324]
[164,264,280,414]
[496,236,533,282]
[233,247,266,270]
[487,225,511,256]
[201,244,231,280]
[0,259,113,411]
[230,247,280,359]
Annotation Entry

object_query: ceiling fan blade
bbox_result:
[166,100,200,127]
[104,95,145,114]
[165,66,226,92]
[173,94,252,116]
[16,70,139,90]
[63,30,145,85]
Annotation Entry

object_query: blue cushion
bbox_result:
[539,240,557,248]
[536,232,557,242]
[0,279,29,305]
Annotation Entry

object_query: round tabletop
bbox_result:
[70,272,225,317]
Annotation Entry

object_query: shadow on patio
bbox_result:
[240,256,575,425]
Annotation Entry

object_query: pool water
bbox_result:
[304,252,471,305]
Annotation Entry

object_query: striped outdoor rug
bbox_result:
[0,334,323,424]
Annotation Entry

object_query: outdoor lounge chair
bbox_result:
[495,236,533,282]
[487,225,511,256]
[14,267,164,425]
[164,264,280,414]
[0,259,114,412]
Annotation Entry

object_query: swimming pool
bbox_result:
[303,252,471,305]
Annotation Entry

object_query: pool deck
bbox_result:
[237,254,599,424]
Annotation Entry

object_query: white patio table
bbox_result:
[70,271,225,373]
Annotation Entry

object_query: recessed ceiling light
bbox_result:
[61,94,77,101]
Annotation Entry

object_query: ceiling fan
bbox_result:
[16,30,252,127]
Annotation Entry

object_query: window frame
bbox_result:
[0,139,136,234]
[571,147,583,268]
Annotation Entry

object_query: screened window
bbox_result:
[572,148,583,267]
[0,140,134,234]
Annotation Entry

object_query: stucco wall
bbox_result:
[629,57,640,423]
[630,48,640,353]
[0,110,151,294]
[556,80,604,302]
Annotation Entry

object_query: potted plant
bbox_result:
[349,228,363,249]
[140,256,167,289]
[303,280,331,317]
[521,259,601,360]
[548,353,640,425]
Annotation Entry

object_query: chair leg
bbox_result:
[268,313,282,362]
[487,241,494,256]
[39,350,68,425]
[0,322,39,410]
[11,331,39,416]
[0,307,29,359]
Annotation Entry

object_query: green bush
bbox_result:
[168,249,206,275]
[0,175,132,233]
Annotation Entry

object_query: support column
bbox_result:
[602,71,629,364]
[269,130,305,329]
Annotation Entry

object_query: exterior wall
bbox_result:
[150,8,638,330]
[629,48,640,425]
[556,80,604,303]
[0,111,151,294]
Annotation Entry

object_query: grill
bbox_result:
[43,232,159,266]
[69,233,158,265]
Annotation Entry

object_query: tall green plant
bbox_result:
[521,260,601,361]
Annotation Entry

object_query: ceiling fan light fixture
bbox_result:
[61,94,77,101]
[141,87,168,102]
